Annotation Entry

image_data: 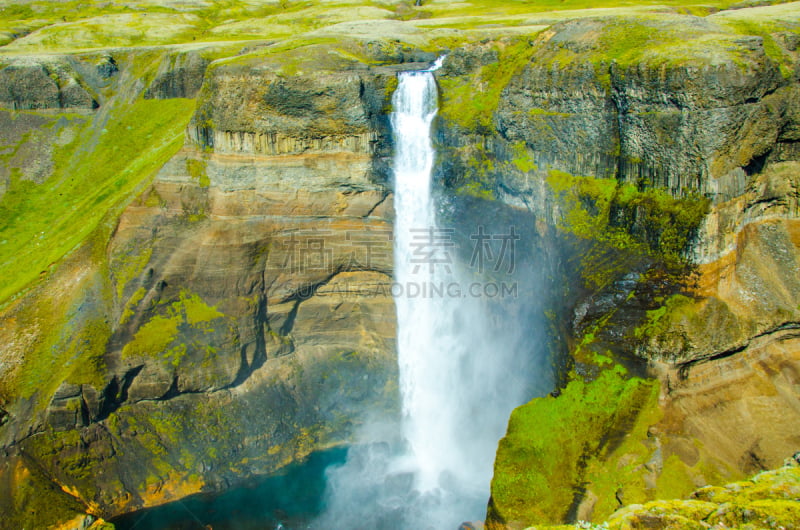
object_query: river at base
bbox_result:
[110,448,347,530]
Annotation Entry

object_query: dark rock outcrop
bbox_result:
[144,51,209,100]
[0,59,99,110]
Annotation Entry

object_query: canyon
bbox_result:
[0,1,799,528]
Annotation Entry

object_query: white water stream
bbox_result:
[392,62,462,494]
[390,60,529,527]
[316,59,542,529]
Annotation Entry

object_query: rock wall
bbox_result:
[435,16,800,215]
[0,56,107,110]
[0,49,406,528]
[453,16,800,529]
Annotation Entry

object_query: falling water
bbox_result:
[317,58,544,529]
[391,58,535,527]
[391,64,451,494]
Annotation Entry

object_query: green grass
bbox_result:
[420,0,765,18]
[721,17,796,77]
[0,0,794,54]
[12,296,100,400]
[0,97,195,306]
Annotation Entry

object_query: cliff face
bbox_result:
[495,22,796,201]
[472,13,800,529]
[437,14,800,208]
[0,46,407,527]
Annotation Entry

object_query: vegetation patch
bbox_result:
[606,464,800,529]
[444,141,537,199]
[186,158,210,187]
[122,290,225,367]
[112,245,153,300]
[8,250,113,402]
[0,96,195,305]
[439,38,538,132]
[633,294,695,340]
[2,450,87,529]
[547,170,710,291]
[720,17,796,77]
[491,365,659,525]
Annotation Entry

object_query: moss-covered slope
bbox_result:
[520,455,800,530]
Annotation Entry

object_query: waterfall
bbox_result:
[390,60,533,527]
[391,65,451,494]
[315,58,546,529]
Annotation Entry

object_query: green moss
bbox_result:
[182,291,224,326]
[445,140,540,200]
[491,365,659,525]
[608,500,717,529]
[112,411,177,482]
[0,92,195,305]
[582,384,661,520]
[104,394,248,485]
[656,454,697,500]
[525,12,796,75]
[510,140,537,172]
[120,286,147,325]
[10,249,115,401]
[595,19,658,65]
[529,107,572,118]
[63,318,110,389]
[603,466,800,530]
[3,452,87,529]
[445,143,498,199]
[122,290,225,364]
[439,38,538,132]
[122,312,181,359]
[722,18,796,79]
[186,158,210,188]
[547,170,709,291]
[383,75,399,113]
[711,498,800,526]
[696,465,800,505]
[634,294,694,340]
[113,245,153,299]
